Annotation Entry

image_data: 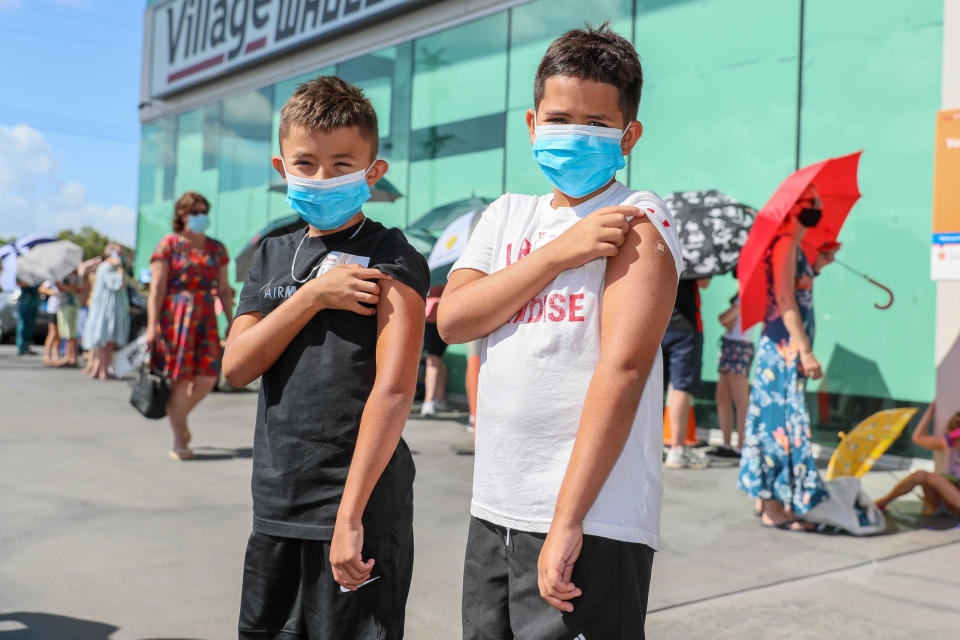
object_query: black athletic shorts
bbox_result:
[238,527,413,640]
[462,517,654,640]
[661,330,704,393]
[424,321,447,357]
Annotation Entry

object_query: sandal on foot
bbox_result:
[169,448,195,461]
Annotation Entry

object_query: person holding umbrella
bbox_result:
[738,184,840,529]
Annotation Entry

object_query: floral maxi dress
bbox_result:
[151,234,229,381]
[738,236,828,514]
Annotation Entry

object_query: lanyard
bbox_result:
[290,218,367,284]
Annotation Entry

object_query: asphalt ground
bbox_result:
[1,344,958,639]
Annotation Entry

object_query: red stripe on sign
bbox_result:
[245,37,267,54]
[168,54,225,83]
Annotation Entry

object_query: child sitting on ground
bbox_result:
[874,400,960,515]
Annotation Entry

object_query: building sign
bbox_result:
[932,109,960,280]
[148,0,432,97]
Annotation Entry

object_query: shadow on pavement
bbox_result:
[0,611,118,639]
[185,446,253,461]
[886,500,960,531]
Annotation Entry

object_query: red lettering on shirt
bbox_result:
[505,238,532,266]
[547,293,566,322]
[508,293,589,325]
[517,239,531,262]
[529,296,544,323]
[569,293,585,322]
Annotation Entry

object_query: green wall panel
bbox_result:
[135,0,944,401]
[631,0,801,385]
[799,0,942,401]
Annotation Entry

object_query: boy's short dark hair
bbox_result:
[279,75,379,155]
[534,23,643,123]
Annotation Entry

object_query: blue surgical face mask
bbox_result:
[187,214,210,233]
[532,124,629,198]
[284,161,374,230]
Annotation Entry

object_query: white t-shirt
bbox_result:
[450,181,682,548]
[723,296,755,343]
[42,280,61,313]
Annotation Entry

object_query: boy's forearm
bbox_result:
[438,245,567,344]
[552,361,648,525]
[336,387,414,524]
[223,288,321,386]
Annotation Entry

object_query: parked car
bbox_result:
[0,290,55,344]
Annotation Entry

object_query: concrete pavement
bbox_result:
[1,343,958,639]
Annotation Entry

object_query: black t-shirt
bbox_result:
[667,279,702,333]
[236,219,430,540]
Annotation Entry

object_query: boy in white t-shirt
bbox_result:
[439,24,681,640]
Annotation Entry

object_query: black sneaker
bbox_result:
[710,445,741,459]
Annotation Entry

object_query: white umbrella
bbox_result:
[15,240,84,286]
[0,244,16,291]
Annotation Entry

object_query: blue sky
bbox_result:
[0,0,143,245]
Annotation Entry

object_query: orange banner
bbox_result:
[932,109,960,280]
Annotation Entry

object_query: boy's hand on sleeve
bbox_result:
[547,206,638,270]
[306,264,392,316]
[537,521,583,612]
[330,519,374,591]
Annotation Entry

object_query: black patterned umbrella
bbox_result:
[663,190,756,280]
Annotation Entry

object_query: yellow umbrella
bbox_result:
[825,408,919,480]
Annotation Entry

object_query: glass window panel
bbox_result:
[797,0,941,402]
[219,86,274,193]
[630,0,800,385]
[174,107,219,203]
[508,0,633,112]
[411,13,508,130]
[407,149,504,227]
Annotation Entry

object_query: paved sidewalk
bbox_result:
[1,344,958,639]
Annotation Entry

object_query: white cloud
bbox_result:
[0,124,136,245]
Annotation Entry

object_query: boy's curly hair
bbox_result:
[534,22,643,123]
[279,76,378,154]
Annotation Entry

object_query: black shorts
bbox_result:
[424,322,447,357]
[462,517,654,640]
[661,330,704,393]
[239,527,413,640]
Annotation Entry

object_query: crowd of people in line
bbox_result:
[16,243,133,380]
[7,21,960,640]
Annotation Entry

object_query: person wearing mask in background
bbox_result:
[147,191,232,461]
[38,280,61,366]
[713,292,755,459]
[54,271,81,367]
[15,278,40,356]
[77,258,101,374]
[663,277,711,469]
[738,185,838,530]
[874,400,960,515]
[421,284,449,417]
[82,244,130,380]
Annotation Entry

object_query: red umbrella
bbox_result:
[738,151,862,329]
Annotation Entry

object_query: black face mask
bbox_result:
[798,207,822,228]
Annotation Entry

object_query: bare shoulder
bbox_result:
[607,216,678,280]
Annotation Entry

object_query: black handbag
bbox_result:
[130,366,169,419]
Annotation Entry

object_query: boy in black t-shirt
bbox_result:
[224,76,429,640]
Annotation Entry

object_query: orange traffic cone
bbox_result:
[663,406,698,446]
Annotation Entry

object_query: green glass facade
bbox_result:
[138,0,943,453]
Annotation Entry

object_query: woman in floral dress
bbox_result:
[738,185,838,530]
[147,191,233,460]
